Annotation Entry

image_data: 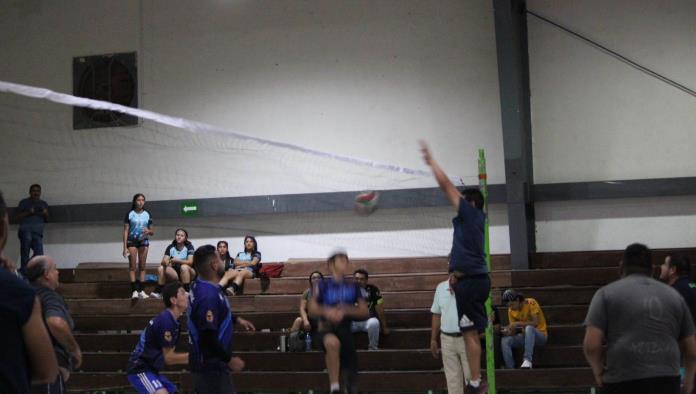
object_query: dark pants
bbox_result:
[452,274,491,333]
[19,227,43,271]
[601,375,680,394]
[192,370,235,394]
[31,373,64,394]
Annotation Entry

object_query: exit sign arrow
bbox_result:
[180,201,199,216]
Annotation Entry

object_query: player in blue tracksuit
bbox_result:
[127,282,189,394]
[187,245,256,394]
[309,250,369,394]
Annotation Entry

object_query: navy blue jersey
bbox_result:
[315,279,365,327]
[187,279,234,372]
[449,197,487,275]
[127,310,180,374]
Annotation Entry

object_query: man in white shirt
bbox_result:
[430,280,471,393]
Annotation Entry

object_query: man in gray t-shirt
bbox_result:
[26,255,82,394]
[584,243,696,394]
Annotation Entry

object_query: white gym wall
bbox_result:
[0,1,509,267]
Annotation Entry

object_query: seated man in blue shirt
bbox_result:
[127,282,189,394]
[309,250,369,394]
[188,245,255,394]
[16,184,49,273]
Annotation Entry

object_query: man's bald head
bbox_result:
[26,255,59,289]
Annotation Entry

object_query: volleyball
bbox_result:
[354,190,379,215]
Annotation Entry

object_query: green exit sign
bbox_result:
[181,201,199,216]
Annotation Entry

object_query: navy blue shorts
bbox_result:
[128,371,177,394]
[127,239,150,249]
[452,274,491,333]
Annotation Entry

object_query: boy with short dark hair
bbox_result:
[127,282,189,394]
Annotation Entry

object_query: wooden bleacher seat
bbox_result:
[64,249,692,393]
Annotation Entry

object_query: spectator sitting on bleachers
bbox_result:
[150,228,195,299]
[217,240,233,270]
[500,289,547,369]
[351,268,390,350]
[26,255,82,394]
[291,270,324,333]
[220,235,261,295]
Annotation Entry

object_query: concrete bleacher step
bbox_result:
[65,286,598,315]
[79,346,586,373]
[60,267,621,298]
[74,325,584,352]
[60,251,627,393]
[283,255,512,276]
[65,368,595,392]
[72,305,588,332]
[60,271,510,296]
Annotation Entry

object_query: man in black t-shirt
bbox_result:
[26,255,82,394]
[351,269,390,350]
[0,191,58,393]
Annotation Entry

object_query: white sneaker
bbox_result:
[150,292,162,299]
[131,290,139,299]
[138,291,149,299]
[520,359,532,369]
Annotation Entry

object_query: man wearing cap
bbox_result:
[500,289,547,369]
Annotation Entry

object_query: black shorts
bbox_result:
[452,274,491,333]
[127,239,149,248]
[601,375,680,394]
[316,322,358,373]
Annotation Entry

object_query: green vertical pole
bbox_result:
[478,149,497,394]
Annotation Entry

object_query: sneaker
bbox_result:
[520,359,532,369]
[465,382,489,394]
[131,290,139,299]
[138,291,149,299]
[150,292,162,299]
[225,287,236,296]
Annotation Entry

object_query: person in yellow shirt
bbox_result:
[500,289,548,369]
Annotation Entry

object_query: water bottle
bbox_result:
[279,328,287,352]
[305,332,312,351]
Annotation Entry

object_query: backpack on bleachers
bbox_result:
[287,330,306,352]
